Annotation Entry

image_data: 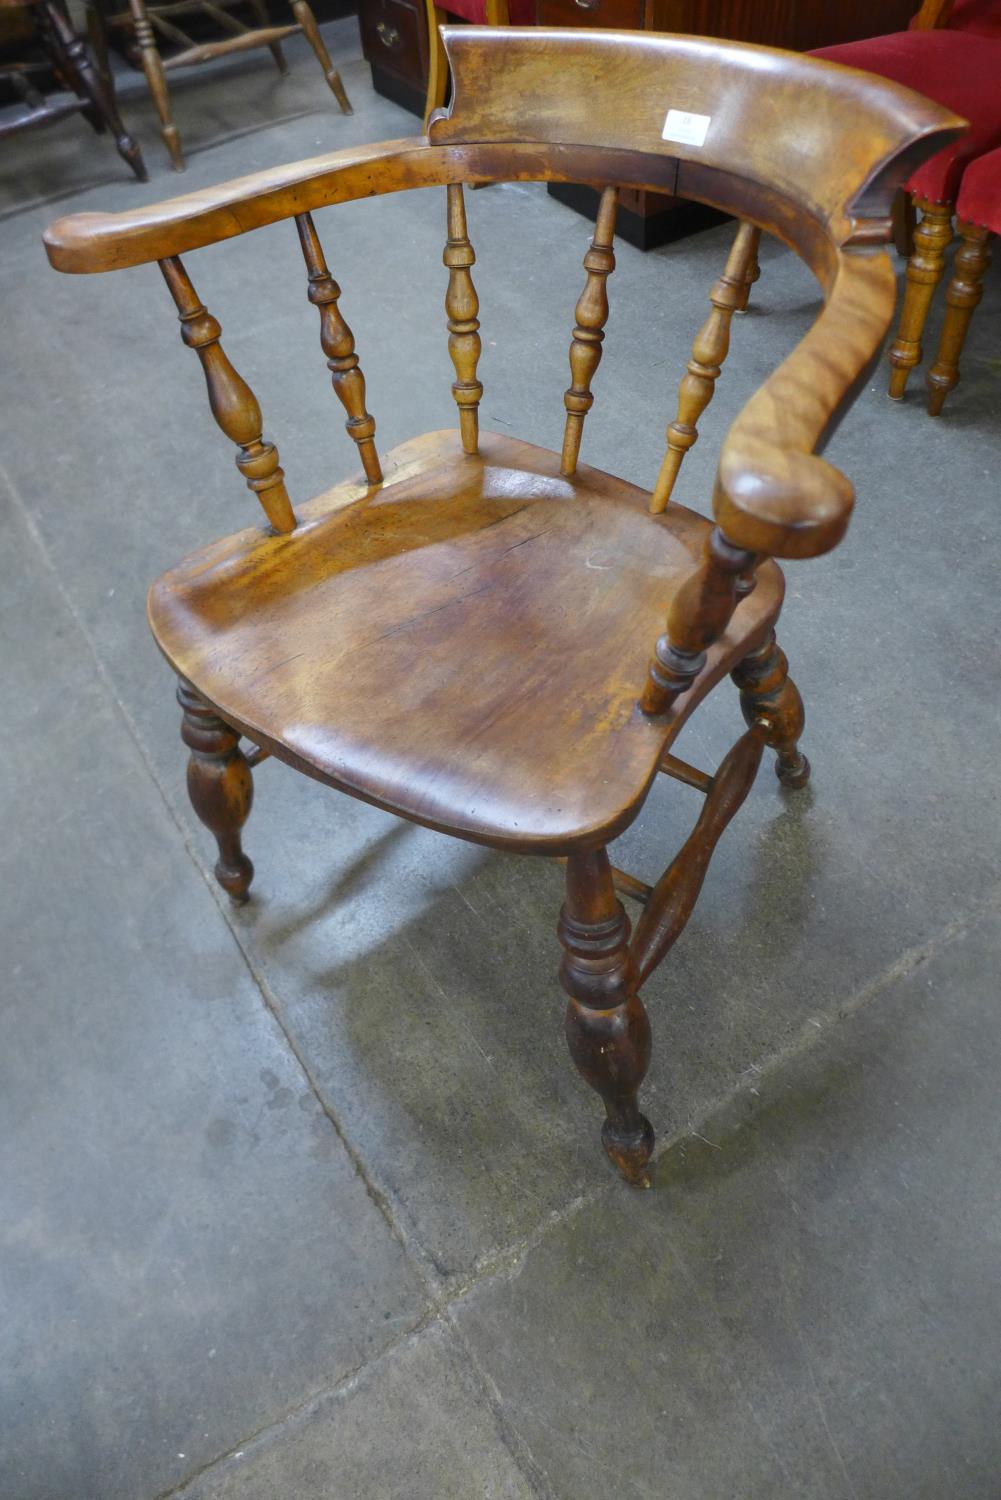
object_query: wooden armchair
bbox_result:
[44,30,960,1188]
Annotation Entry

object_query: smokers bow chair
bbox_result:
[44,30,961,1188]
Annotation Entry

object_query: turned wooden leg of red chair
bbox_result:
[888,195,954,400]
[926,219,992,413]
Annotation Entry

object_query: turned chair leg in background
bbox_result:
[731,630,810,790]
[128,0,183,170]
[558,847,655,1188]
[887,195,953,400]
[45,0,147,180]
[250,0,288,72]
[291,0,352,114]
[926,220,992,415]
[178,681,255,903]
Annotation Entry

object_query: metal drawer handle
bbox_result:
[375,20,401,47]
[574,0,600,9]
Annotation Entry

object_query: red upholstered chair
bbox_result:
[423,0,533,126]
[651,26,996,507]
[921,143,999,409]
[814,31,1001,403]
[913,0,1001,37]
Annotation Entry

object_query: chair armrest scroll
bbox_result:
[713,247,896,560]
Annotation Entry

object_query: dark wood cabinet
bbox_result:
[359,0,429,114]
[542,0,920,247]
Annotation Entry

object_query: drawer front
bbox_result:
[536,0,644,29]
[359,0,425,86]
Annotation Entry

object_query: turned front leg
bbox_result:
[731,630,810,789]
[178,682,255,902]
[558,848,654,1188]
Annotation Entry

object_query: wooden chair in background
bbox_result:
[0,0,145,178]
[653,0,1001,509]
[87,0,352,171]
[45,30,961,1187]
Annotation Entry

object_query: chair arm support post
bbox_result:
[639,526,754,716]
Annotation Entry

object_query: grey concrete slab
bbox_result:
[453,894,1001,1500]
[3,18,999,1292]
[0,483,426,1500]
[179,1321,538,1499]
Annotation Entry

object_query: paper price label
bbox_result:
[662,109,711,147]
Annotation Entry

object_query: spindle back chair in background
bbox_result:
[88,0,353,172]
[44,30,962,1188]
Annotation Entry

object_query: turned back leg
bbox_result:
[926,221,992,416]
[291,0,352,114]
[178,682,255,902]
[887,195,953,401]
[128,0,183,170]
[558,847,654,1187]
[732,630,810,789]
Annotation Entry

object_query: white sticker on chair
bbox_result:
[662,109,711,147]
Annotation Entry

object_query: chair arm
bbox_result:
[43,138,432,273]
[713,247,897,560]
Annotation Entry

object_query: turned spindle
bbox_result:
[650,219,759,512]
[926,220,992,415]
[558,847,654,1188]
[443,184,482,454]
[887,195,953,400]
[295,212,382,484]
[735,224,761,312]
[640,527,754,715]
[160,256,296,533]
[561,186,618,477]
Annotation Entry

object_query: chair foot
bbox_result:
[732,630,810,792]
[559,848,654,1189]
[601,1110,655,1189]
[178,681,255,902]
[775,749,810,790]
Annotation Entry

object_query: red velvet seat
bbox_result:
[957,139,1001,228]
[439,0,533,19]
[815,32,1001,202]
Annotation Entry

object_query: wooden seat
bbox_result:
[44,29,962,1190]
[149,429,784,849]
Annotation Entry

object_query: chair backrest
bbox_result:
[44,28,962,565]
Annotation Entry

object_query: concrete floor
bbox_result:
[2,17,1000,1498]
